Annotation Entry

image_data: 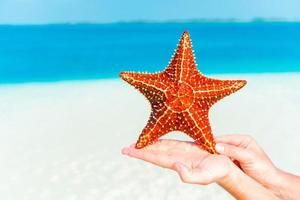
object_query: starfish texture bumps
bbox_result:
[120,31,246,154]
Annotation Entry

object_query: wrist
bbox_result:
[266,168,300,200]
[262,167,285,197]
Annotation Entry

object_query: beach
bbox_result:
[0,72,299,200]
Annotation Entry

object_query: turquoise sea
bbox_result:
[0,22,300,84]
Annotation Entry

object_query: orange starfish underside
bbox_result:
[120,31,246,154]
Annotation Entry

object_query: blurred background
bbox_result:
[1,0,300,83]
[0,1,300,200]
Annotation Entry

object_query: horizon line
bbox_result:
[1,17,300,25]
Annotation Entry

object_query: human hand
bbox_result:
[122,139,280,200]
[215,134,300,200]
[122,139,234,185]
[215,134,278,188]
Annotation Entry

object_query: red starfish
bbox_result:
[120,31,246,154]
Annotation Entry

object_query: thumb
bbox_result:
[173,162,190,182]
[216,143,254,164]
[173,162,212,185]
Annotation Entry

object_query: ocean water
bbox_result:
[0,22,300,84]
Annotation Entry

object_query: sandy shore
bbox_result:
[0,73,299,200]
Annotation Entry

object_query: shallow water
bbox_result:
[1,22,300,84]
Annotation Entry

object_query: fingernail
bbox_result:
[215,143,224,153]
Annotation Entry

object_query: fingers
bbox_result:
[215,134,254,148]
[124,139,204,154]
[154,139,199,152]
[122,146,175,168]
[215,143,253,164]
[173,162,213,185]
[121,140,206,170]
[122,146,157,161]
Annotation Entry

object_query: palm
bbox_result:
[122,139,232,184]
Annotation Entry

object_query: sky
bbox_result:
[0,0,300,24]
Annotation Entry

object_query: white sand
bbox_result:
[0,73,299,200]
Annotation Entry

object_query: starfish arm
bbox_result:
[179,104,216,154]
[194,76,247,106]
[135,103,176,148]
[120,72,169,103]
[164,32,198,83]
